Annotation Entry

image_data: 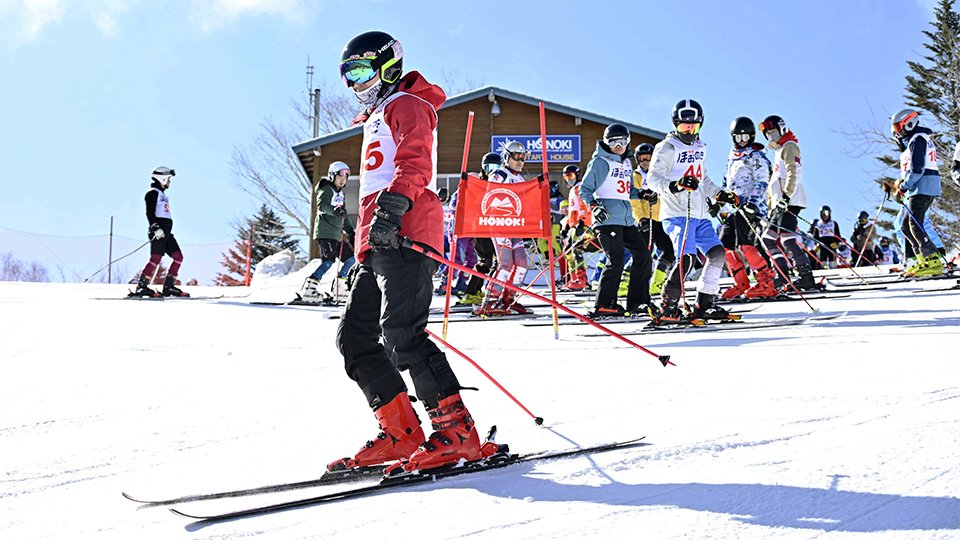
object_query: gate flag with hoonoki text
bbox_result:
[453,175,551,239]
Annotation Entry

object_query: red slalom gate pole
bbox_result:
[538,102,561,339]
[425,328,544,426]
[403,238,673,366]
[442,111,475,340]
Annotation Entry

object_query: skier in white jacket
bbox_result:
[645,99,740,322]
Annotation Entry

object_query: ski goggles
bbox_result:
[563,171,577,179]
[733,133,752,144]
[892,111,919,135]
[676,122,701,135]
[506,151,528,162]
[483,162,501,175]
[604,136,630,148]
[340,58,378,87]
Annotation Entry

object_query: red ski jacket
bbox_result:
[353,71,446,262]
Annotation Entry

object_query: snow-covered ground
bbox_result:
[1,270,958,539]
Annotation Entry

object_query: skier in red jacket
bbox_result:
[328,31,494,476]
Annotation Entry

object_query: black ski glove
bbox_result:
[669,175,699,193]
[591,203,608,224]
[638,217,651,233]
[774,194,791,213]
[707,199,721,218]
[715,190,739,206]
[637,188,658,204]
[368,191,412,250]
[148,223,165,241]
[334,205,346,217]
[740,202,761,223]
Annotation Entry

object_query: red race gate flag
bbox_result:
[453,175,551,239]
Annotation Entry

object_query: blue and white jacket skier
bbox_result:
[723,142,771,215]
[898,126,942,198]
[578,140,638,227]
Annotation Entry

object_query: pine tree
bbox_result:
[215,205,302,285]
[902,0,960,248]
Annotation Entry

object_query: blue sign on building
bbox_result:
[491,135,581,163]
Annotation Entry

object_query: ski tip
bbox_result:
[170,508,201,519]
[121,491,142,503]
[534,416,544,426]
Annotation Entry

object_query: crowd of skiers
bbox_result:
[412,102,952,322]
[127,30,954,478]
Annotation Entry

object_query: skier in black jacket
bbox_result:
[131,166,188,297]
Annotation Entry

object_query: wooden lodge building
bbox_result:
[293,86,666,257]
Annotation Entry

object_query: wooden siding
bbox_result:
[302,96,660,257]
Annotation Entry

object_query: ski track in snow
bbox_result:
[0,276,958,539]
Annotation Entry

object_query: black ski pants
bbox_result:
[336,247,461,410]
[902,195,939,258]
[594,225,652,309]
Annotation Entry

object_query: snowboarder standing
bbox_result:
[718,117,777,299]
[645,99,740,320]
[578,123,654,317]
[328,31,493,476]
[131,166,188,297]
[758,115,818,290]
[299,161,355,302]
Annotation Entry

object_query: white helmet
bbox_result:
[501,140,528,163]
[328,161,351,181]
[151,166,175,188]
[891,108,920,138]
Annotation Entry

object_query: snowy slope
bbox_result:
[0,274,958,540]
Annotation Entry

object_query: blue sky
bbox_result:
[0,0,942,269]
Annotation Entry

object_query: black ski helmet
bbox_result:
[819,205,831,220]
[633,142,654,157]
[602,123,631,149]
[562,164,581,186]
[672,99,704,125]
[340,31,404,88]
[549,180,560,197]
[480,151,503,178]
[671,99,704,144]
[858,210,869,222]
[759,115,787,140]
[730,116,756,147]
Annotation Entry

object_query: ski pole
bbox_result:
[402,238,673,366]
[854,191,889,267]
[792,228,870,285]
[83,241,149,283]
[897,196,947,264]
[787,209,882,272]
[741,208,818,312]
[425,328,544,426]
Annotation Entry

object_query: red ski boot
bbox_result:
[744,267,778,299]
[721,251,750,300]
[499,289,529,315]
[326,393,425,471]
[387,393,484,474]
